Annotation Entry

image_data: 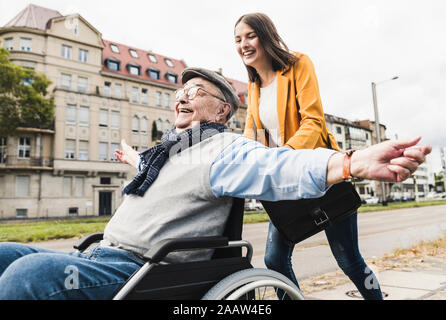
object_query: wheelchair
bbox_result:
[74,198,304,300]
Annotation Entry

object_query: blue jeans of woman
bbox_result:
[264,212,383,300]
[0,242,146,300]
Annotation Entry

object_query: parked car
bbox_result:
[363,196,379,204]
[244,200,264,211]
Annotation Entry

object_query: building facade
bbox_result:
[0,5,247,219]
[325,114,376,200]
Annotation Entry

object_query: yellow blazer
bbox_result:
[243,52,340,152]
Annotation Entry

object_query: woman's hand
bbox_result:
[114,139,140,169]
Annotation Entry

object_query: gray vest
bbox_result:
[101,132,240,263]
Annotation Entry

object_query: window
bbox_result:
[77,76,88,93]
[16,209,28,218]
[68,207,78,216]
[164,120,171,132]
[79,106,89,126]
[338,141,343,149]
[148,54,157,63]
[147,69,160,80]
[129,49,139,58]
[60,73,72,90]
[18,137,30,159]
[110,143,119,161]
[63,177,72,196]
[156,91,162,106]
[141,89,148,104]
[61,45,72,59]
[164,93,170,108]
[20,38,31,51]
[166,73,178,84]
[155,119,163,134]
[140,117,148,133]
[110,111,120,129]
[78,140,88,160]
[106,59,120,71]
[75,177,84,197]
[78,49,88,63]
[131,87,139,103]
[132,116,139,132]
[4,38,13,50]
[98,142,108,161]
[100,177,111,184]
[104,81,111,97]
[164,58,174,67]
[16,176,30,197]
[65,139,75,159]
[66,105,76,123]
[0,137,7,164]
[114,83,122,99]
[336,126,342,134]
[99,109,108,127]
[128,65,141,76]
[110,44,120,53]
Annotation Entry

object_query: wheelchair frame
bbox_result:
[73,198,304,300]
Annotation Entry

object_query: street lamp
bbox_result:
[371,76,399,206]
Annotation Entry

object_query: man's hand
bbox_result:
[351,137,431,182]
[326,137,431,186]
[114,139,140,169]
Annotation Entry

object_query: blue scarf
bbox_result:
[122,122,228,197]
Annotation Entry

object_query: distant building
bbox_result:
[0,4,247,219]
[325,114,375,200]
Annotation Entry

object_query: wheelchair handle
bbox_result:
[143,236,229,263]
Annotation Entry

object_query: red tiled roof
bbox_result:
[225,77,248,104]
[101,40,248,100]
[4,4,62,30]
[102,39,186,88]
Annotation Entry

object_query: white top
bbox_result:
[259,76,281,147]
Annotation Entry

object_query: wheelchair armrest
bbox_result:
[73,232,104,252]
[143,236,228,263]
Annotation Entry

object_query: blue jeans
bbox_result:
[264,213,383,300]
[0,242,146,300]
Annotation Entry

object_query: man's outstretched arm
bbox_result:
[210,136,431,201]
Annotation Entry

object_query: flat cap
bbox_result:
[181,67,240,119]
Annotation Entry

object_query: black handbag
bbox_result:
[260,135,361,245]
[261,181,361,245]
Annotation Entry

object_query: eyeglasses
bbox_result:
[175,86,226,103]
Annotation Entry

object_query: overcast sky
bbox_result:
[1,0,445,172]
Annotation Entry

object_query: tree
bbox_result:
[0,48,55,136]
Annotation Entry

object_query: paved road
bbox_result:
[243,204,446,280]
[33,205,446,281]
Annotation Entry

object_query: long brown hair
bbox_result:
[235,13,299,84]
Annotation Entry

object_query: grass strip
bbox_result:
[1,201,445,243]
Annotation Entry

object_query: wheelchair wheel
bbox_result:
[202,268,304,300]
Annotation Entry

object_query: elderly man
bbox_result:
[0,67,431,300]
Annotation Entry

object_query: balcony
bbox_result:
[0,156,54,169]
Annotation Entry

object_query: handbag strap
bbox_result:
[325,133,333,150]
[252,116,257,142]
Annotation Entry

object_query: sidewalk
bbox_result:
[302,250,446,300]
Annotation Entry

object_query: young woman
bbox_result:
[234,12,383,300]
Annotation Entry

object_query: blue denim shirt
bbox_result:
[138,136,336,201]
